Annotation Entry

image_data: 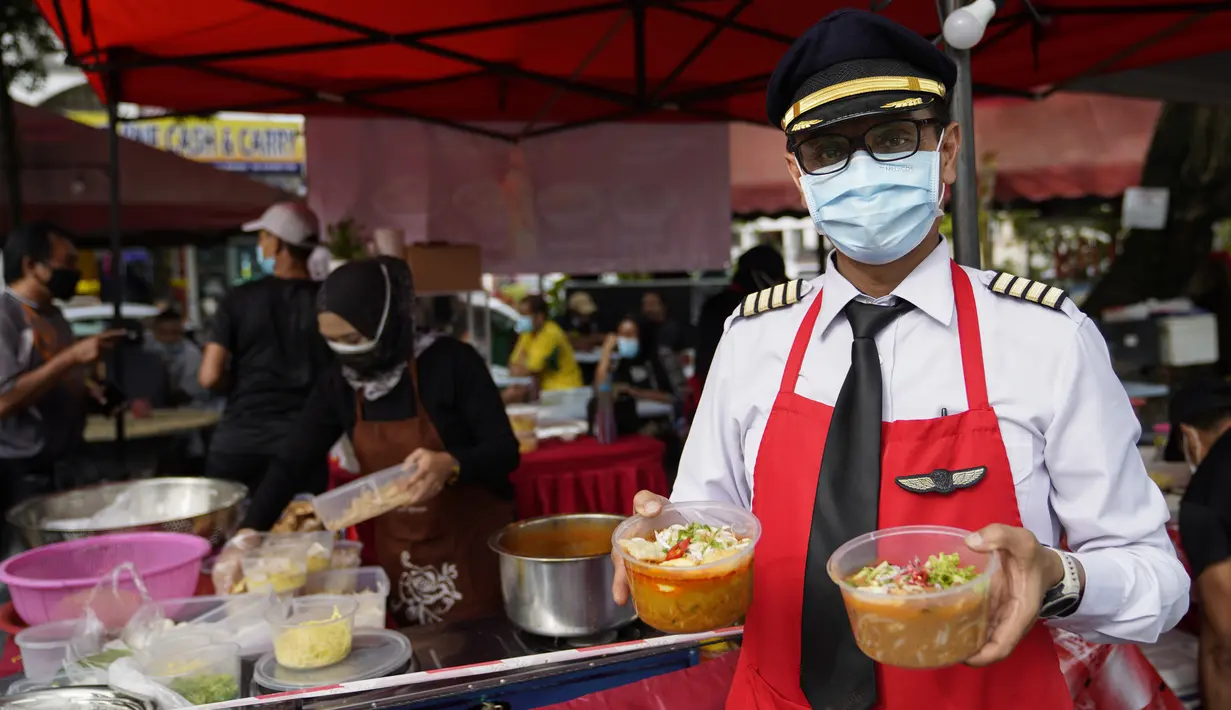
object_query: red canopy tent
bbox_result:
[32,0,1231,141]
[0,102,291,242]
[730,92,1163,214]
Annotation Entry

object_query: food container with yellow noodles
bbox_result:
[303,566,390,629]
[241,547,308,595]
[268,596,358,669]
[612,501,761,634]
[142,640,241,705]
[263,531,335,573]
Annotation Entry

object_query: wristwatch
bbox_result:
[1039,548,1082,619]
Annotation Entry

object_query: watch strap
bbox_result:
[1039,548,1082,619]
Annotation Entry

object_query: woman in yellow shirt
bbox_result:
[509,295,583,392]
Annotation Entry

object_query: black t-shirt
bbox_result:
[1179,430,1231,580]
[207,277,332,455]
[555,314,601,338]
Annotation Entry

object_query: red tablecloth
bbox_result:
[511,435,669,518]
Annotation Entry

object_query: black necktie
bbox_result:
[800,298,915,710]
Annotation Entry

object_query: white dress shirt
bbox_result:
[673,240,1189,645]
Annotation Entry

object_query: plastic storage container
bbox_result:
[303,567,390,629]
[268,596,357,670]
[259,532,335,574]
[507,405,540,454]
[125,592,279,656]
[329,540,364,569]
[311,464,421,532]
[0,533,210,626]
[241,547,308,595]
[826,525,997,669]
[143,641,241,705]
[612,501,760,634]
[539,387,591,421]
[15,620,79,682]
[252,629,412,693]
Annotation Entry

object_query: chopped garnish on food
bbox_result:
[845,553,978,594]
[618,523,751,567]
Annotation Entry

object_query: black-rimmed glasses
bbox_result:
[791,118,941,176]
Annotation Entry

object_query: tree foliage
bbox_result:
[1,0,58,90]
[1083,104,1231,315]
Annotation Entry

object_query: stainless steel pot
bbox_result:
[6,477,248,550]
[489,513,637,637]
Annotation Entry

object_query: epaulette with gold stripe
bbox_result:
[740,279,810,318]
[987,272,1068,311]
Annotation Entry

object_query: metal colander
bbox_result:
[6,478,248,550]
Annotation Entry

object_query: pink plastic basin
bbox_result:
[0,532,210,626]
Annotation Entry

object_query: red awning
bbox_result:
[0,102,291,241]
[730,92,1160,213]
[32,0,1231,140]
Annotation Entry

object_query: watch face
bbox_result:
[1040,593,1080,619]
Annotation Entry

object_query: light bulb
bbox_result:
[943,0,997,50]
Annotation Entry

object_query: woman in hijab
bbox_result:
[216,257,518,626]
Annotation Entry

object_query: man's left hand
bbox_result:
[963,524,1066,667]
[400,448,458,505]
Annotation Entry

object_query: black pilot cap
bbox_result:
[766,9,957,135]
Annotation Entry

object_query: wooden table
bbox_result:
[83,408,221,443]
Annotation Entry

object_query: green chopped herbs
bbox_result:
[78,648,132,669]
[846,553,979,594]
[168,673,240,705]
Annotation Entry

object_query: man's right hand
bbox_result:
[611,490,670,605]
[65,329,126,365]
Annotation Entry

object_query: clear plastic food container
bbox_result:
[311,464,421,532]
[612,501,761,634]
[124,593,279,656]
[303,567,390,629]
[827,525,997,669]
[268,596,358,670]
[260,531,335,574]
[330,540,364,569]
[143,641,241,705]
[15,619,79,682]
[506,404,540,434]
[241,547,308,594]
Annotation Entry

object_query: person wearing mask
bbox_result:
[1173,380,1231,709]
[0,222,123,524]
[147,309,207,407]
[215,258,518,625]
[199,202,333,490]
[509,294,582,392]
[639,291,684,354]
[557,291,606,352]
[695,245,787,387]
[593,316,688,437]
[611,11,1187,709]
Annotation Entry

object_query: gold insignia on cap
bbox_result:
[987,271,1068,311]
[740,279,810,318]
[881,97,923,110]
[782,75,947,131]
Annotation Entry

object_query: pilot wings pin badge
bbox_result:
[895,466,987,495]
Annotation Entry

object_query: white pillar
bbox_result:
[782,228,801,279]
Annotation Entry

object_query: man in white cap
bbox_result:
[198,202,334,490]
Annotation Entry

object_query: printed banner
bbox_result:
[305,118,731,275]
[66,111,304,173]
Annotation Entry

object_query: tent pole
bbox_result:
[943,0,982,268]
[105,66,127,455]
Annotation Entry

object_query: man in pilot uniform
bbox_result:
[611,9,1189,710]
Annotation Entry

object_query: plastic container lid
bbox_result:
[252,629,412,692]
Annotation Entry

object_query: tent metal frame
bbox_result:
[40,0,1231,297]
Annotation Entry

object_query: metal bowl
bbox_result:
[6,477,248,550]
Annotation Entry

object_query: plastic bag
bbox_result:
[108,655,193,709]
[210,529,261,595]
[123,591,280,657]
[62,562,151,684]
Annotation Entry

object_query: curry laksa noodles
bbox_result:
[840,552,991,668]
[617,521,756,634]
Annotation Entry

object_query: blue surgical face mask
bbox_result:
[257,244,276,274]
[515,315,534,334]
[617,337,639,359]
[798,132,946,266]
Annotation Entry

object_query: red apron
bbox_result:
[726,261,1182,710]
